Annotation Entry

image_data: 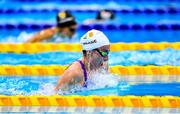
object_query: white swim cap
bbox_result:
[80,29,110,50]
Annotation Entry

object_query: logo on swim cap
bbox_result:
[88,32,93,38]
[83,32,93,39]
[58,12,66,19]
[80,29,110,50]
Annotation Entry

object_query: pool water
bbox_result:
[0,1,179,43]
[0,76,179,96]
[1,12,179,24]
[0,1,179,113]
[0,49,180,66]
[0,29,179,43]
[1,1,179,9]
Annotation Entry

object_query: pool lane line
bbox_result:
[0,65,179,76]
[0,42,179,53]
[0,95,179,107]
[0,106,179,113]
[1,23,180,31]
[0,7,179,14]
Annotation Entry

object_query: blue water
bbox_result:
[0,1,179,43]
[0,29,179,43]
[0,12,179,24]
[0,49,180,66]
[0,76,179,96]
[0,1,179,113]
[75,82,180,96]
[0,0,179,9]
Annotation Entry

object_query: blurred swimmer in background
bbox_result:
[27,10,77,43]
[83,9,115,25]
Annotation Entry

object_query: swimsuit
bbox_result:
[78,60,88,87]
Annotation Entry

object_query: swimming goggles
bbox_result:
[94,49,110,57]
[69,27,76,32]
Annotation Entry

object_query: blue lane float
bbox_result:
[0,23,179,31]
[0,8,179,14]
[12,0,180,2]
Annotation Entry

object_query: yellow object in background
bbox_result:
[0,42,179,53]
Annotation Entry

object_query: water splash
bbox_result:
[0,76,57,96]
[0,76,179,96]
[1,31,34,43]
[59,71,129,95]
[87,72,120,89]
[109,49,180,66]
[1,49,179,66]
[0,73,129,96]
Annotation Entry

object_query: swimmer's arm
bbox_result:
[26,28,57,43]
[83,19,96,24]
[55,68,78,93]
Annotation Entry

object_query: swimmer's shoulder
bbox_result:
[64,61,84,78]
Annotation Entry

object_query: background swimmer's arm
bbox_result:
[83,19,97,25]
[26,27,57,43]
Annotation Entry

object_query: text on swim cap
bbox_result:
[83,40,97,45]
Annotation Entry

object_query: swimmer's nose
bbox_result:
[103,56,108,61]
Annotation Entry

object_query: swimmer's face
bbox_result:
[60,25,77,38]
[94,45,110,61]
[67,25,77,37]
[90,45,110,67]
